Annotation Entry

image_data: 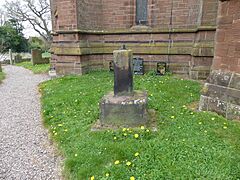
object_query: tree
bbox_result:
[0,19,29,53]
[4,0,52,42]
[0,8,7,26]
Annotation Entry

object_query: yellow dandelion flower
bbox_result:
[123,133,127,136]
[54,133,57,136]
[126,161,131,166]
[204,130,207,133]
[171,116,175,119]
[134,134,139,138]
[90,176,95,180]
[198,122,202,125]
[146,129,150,133]
[130,176,135,180]
[75,154,78,157]
[58,124,63,127]
[223,126,228,129]
[211,117,215,121]
[64,129,68,132]
[134,152,139,157]
[113,136,117,140]
[127,128,130,131]
[114,160,120,165]
[105,173,110,177]
[140,126,145,130]
[122,128,127,132]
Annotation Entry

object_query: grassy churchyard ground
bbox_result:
[16,61,50,74]
[0,71,5,83]
[40,71,240,180]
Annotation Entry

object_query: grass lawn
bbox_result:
[40,71,240,180]
[16,61,50,74]
[0,71,5,83]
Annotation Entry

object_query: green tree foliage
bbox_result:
[28,36,49,51]
[0,19,28,53]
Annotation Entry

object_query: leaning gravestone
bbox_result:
[31,49,50,65]
[14,54,22,63]
[100,46,148,126]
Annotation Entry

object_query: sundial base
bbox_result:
[100,91,148,127]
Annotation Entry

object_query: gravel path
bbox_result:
[0,66,62,180]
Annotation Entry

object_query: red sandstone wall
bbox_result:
[77,0,103,30]
[201,0,219,26]
[79,0,218,30]
[151,0,201,28]
[51,0,218,31]
[52,0,78,31]
[101,0,133,29]
[212,0,240,72]
[50,0,219,78]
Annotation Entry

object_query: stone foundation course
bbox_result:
[199,70,240,120]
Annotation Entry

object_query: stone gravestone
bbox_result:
[156,62,167,76]
[133,57,144,75]
[100,47,148,126]
[14,54,22,63]
[31,49,50,65]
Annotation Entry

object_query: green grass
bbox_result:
[16,61,49,74]
[40,71,240,180]
[0,71,5,83]
[42,52,51,58]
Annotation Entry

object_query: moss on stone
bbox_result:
[54,25,217,35]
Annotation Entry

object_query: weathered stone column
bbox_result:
[99,48,148,127]
[113,49,133,96]
[199,0,240,120]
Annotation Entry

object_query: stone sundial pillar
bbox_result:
[99,46,148,127]
[113,47,133,96]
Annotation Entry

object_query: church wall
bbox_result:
[51,0,219,79]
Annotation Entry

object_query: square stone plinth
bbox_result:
[100,91,148,126]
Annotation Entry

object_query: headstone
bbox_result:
[156,62,167,75]
[133,57,144,75]
[14,54,22,63]
[31,49,50,65]
[9,49,13,65]
[99,47,148,127]
[113,48,133,96]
